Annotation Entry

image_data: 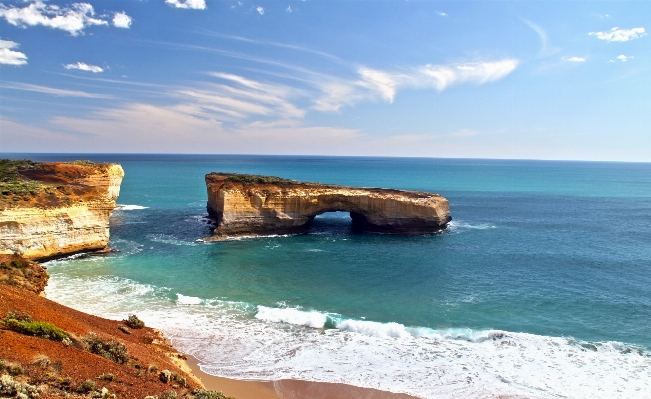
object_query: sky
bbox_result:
[0,0,649,161]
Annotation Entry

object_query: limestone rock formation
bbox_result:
[205,173,451,238]
[0,160,124,260]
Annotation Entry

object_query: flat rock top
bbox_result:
[206,172,444,200]
[0,160,121,209]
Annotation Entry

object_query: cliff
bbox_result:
[0,254,237,399]
[0,160,124,260]
[205,173,451,238]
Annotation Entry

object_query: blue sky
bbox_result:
[0,0,649,161]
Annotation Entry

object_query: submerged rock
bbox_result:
[205,172,451,238]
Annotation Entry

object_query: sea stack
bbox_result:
[0,160,124,260]
[205,172,451,238]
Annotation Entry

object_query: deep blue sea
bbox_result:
[5,154,651,398]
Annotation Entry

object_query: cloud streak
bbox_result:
[315,59,519,111]
[525,20,559,57]
[589,27,646,42]
[0,39,27,65]
[562,56,585,62]
[1,82,113,98]
[64,62,103,73]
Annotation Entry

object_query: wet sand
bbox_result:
[186,354,419,399]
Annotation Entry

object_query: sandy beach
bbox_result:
[186,354,419,399]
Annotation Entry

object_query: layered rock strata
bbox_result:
[205,173,451,238]
[0,160,124,260]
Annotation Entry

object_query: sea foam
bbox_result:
[255,306,327,328]
[116,204,149,210]
[45,271,651,399]
[177,294,203,305]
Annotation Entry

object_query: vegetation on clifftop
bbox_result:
[0,159,112,208]
[224,173,299,186]
[0,160,43,201]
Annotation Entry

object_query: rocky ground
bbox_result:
[0,254,234,399]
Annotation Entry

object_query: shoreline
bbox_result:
[185,354,420,399]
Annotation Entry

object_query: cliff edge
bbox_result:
[205,173,451,238]
[0,254,237,398]
[0,160,124,260]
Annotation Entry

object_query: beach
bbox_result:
[186,355,419,399]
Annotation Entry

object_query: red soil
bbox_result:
[0,256,204,398]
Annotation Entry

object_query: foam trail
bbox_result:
[147,234,200,246]
[447,220,496,230]
[45,271,651,399]
[116,204,149,210]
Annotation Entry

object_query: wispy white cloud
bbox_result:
[165,0,206,10]
[1,82,113,98]
[436,11,447,17]
[589,27,646,42]
[256,6,264,15]
[112,11,132,29]
[0,1,109,36]
[525,20,559,57]
[314,59,519,111]
[0,39,27,65]
[616,54,630,62]
[191,72,306,119]
[286,6,292,13]
[561,56,585,62]
[200,32,347,64]
[419,60,518,90]
[64,62,104,73]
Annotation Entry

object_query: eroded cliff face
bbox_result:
[0,161,124,260]
[205,173,451,238]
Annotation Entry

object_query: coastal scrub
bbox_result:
[2,311,69,342]
[83,332,130,364]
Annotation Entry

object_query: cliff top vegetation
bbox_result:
[217,173,303,186]
[0,159,111,208]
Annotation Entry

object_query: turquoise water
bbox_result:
[6,154,651,398]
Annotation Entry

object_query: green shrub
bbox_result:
[117,324,131,334]
[3,316,69,342]
[124,315,145,329]
[225,173,298,186]
[83,333,129,364]
[98,373,115,382]
[77,379,97,393]
[9,260,24,269]
[192,389,235,399]
[7,363,24,376]
[161,390,177,399]
[71,160,101,167]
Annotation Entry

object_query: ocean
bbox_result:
[6,154,651,398]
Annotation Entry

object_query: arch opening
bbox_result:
[305,210,367,234]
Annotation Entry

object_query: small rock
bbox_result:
[159,370,172,383]
[117,325,131,334]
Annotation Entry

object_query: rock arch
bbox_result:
[205,173,451,239]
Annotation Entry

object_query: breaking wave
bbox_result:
[44,271,651,399]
